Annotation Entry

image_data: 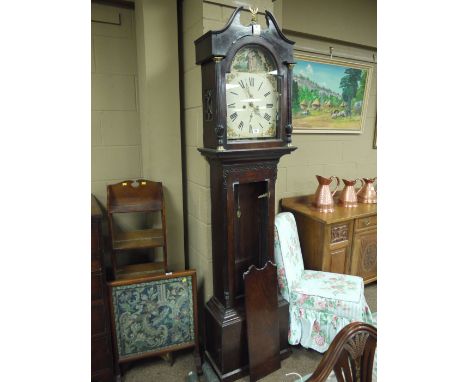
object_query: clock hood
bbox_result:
[194,6,295,66]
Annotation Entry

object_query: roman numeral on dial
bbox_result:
[264,113,271,121]
[264,91,271,97]
[239,80,245,89]
[239,121,244,130]
[266,103,273,108]
[228,103,236,108]
[249,77,254,87]
[230,112,238,122]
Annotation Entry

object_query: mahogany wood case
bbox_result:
[195,7,296,381]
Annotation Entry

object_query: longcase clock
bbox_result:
[194,7,296,381]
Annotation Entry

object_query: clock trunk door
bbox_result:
[233,180,269,301]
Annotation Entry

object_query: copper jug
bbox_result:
[313,175,340,212]
[338,178,360,208]
[357,177,377,204]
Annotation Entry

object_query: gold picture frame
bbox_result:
[292,52,373,134]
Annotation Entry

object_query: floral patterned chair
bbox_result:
[274,212,374,353]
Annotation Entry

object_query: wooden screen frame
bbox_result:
[107,270,199,365]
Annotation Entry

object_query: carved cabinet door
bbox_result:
[350,228,377,283]
[328,222,353,275]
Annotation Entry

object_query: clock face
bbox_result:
[225,46,280,140]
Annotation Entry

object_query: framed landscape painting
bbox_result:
[292,52,373,134]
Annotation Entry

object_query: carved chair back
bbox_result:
[306,322,377,382]
[107,179,164,214]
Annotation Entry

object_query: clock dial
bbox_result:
[226,46,280,140]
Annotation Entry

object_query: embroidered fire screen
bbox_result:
[108,270,198,362]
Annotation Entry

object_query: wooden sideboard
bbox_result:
[281,195,377,284]
[92,195,114,382]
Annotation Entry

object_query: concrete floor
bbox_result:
[122,283,377,382]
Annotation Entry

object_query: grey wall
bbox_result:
[282,0,377,47]
[91,4,142,205]
[135,0,185,270]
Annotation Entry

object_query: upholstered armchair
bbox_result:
[274,212,374,353]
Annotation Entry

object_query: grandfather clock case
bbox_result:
[195,7,296,381]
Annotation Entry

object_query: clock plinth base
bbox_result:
[204,296,291,381]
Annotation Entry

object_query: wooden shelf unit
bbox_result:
[281,194,377,284]
[115,262,165,280]
[112,228,164,251]
[107,180,168,280]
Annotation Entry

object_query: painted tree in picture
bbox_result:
[292,58,369,131]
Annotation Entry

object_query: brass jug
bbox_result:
[357,177,377,204]
[313,175,340,212]
[338,178,360,208]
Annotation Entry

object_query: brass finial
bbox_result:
[249,6,258,23]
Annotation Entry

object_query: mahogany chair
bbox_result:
[107,179,168,279]
[304,322,377,382]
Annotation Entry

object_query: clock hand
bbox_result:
[247,87,254,99]
[253,104,261,116]
[246,86,261,107]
